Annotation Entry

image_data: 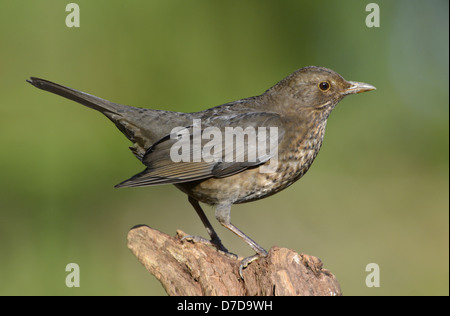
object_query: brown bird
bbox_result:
[27,66,375,275]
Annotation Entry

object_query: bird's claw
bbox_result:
[238,252,268,279]
[181,234,237,259]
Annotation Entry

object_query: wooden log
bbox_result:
[127,225,342,296]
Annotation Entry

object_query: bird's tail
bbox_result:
[26,77,126,115]
[27,76,189,160]
[27,77,154,159]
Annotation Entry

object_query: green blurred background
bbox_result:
[0,0,448,295]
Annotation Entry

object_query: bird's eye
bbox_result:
[318,81,330,91]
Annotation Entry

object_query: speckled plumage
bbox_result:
[27,66,375,272]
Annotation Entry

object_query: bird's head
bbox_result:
[266,66,375,119]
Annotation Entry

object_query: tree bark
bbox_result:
[127,225,342,296]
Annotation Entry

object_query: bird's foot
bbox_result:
[239,250,268,279]
[181,234,237,259]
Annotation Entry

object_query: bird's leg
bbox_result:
[215,204,268,278]
[182,196,230,254]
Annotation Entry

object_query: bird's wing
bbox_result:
[115,112,285,187]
